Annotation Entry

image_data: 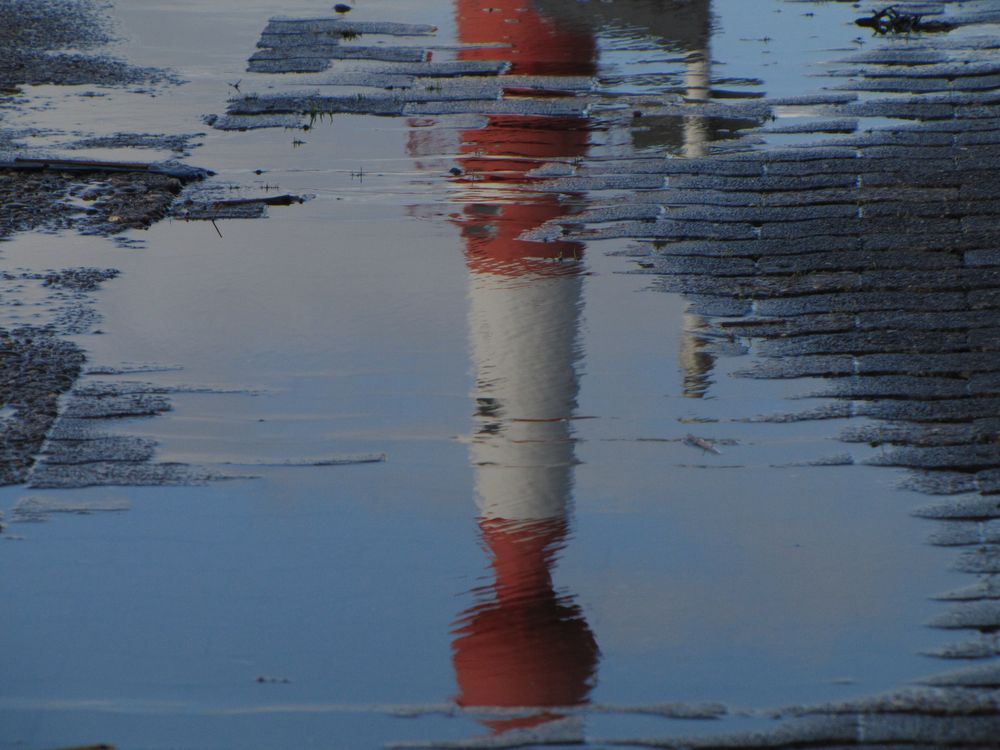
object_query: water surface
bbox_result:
[0,2,970,748]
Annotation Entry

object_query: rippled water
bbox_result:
[0,1,974,748]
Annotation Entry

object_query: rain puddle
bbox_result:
[1,1,994,748]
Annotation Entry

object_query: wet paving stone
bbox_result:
[929,601,1000,630]
[27,460,220,489]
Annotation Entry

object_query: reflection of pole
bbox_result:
[680,33,715,396]
[449,0,599,738]
[683,49,711,158]
[680,312,714,398]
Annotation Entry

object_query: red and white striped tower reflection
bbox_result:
[448,0,599,739]
[442,0,715,737]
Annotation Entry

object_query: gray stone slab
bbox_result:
[929,601,1000,629]
[923,638,1000,659]
[901,471,979,495]
[752,146,861,162]
[10,495,131,521]
[840,74,1000,93]
[762,119,858,135]
[755,291,965,317]
[836,100,959,120]
[537,175,665,192]
[61,393,171,419]
[956,130,1000,146]
[653,235,861,258]
[28,461,221,489]
[577,158,671,175]
[571,204,663,223]
[766,93,859,105]
[921,662,1000,687]
[498,75,594,92]
[638,101,772,120]
[845,130,957,147]
[250,45,429,65]
[859,311,1000,331]
[859,397,1000,422]
[262,18,437,36]
[915,498,1000,520]
[642,255,758,277]
[842,420,1000,447]
[956,546,1000,574]
[735,355,855,379]
[718,314,857,337]
[883,117,1000,134]
[747,403,854,423]
[684,295,753,317]
[959,183,1000,201]
[270,71,418,89]
[778,686,1000,718]
[812,375,969,400]
[318,60,509,78]
[757,250,958,274]
[42,436,157,465]
[229,88,500,116]
[858,61,1000,79]
[860,186,960,203]
[757,330,970,358]
[403,98,588,117]
[928,522,987,546]
[861,713,1000,744]
[934,578,1000,601]
[970,373,1000,394]
[603,715,858,749]
[667,204,859,223]
[666,173,858,191]
[977,469,1000,494]
[211,114,306,131]
[832,50,950,65]
[246,59,330,73]
[577,220,756,241]
[970,289,1000,309]
[862,200,999,219]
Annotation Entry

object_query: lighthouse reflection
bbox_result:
[445,0,713,738]
[450,0,598,737]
